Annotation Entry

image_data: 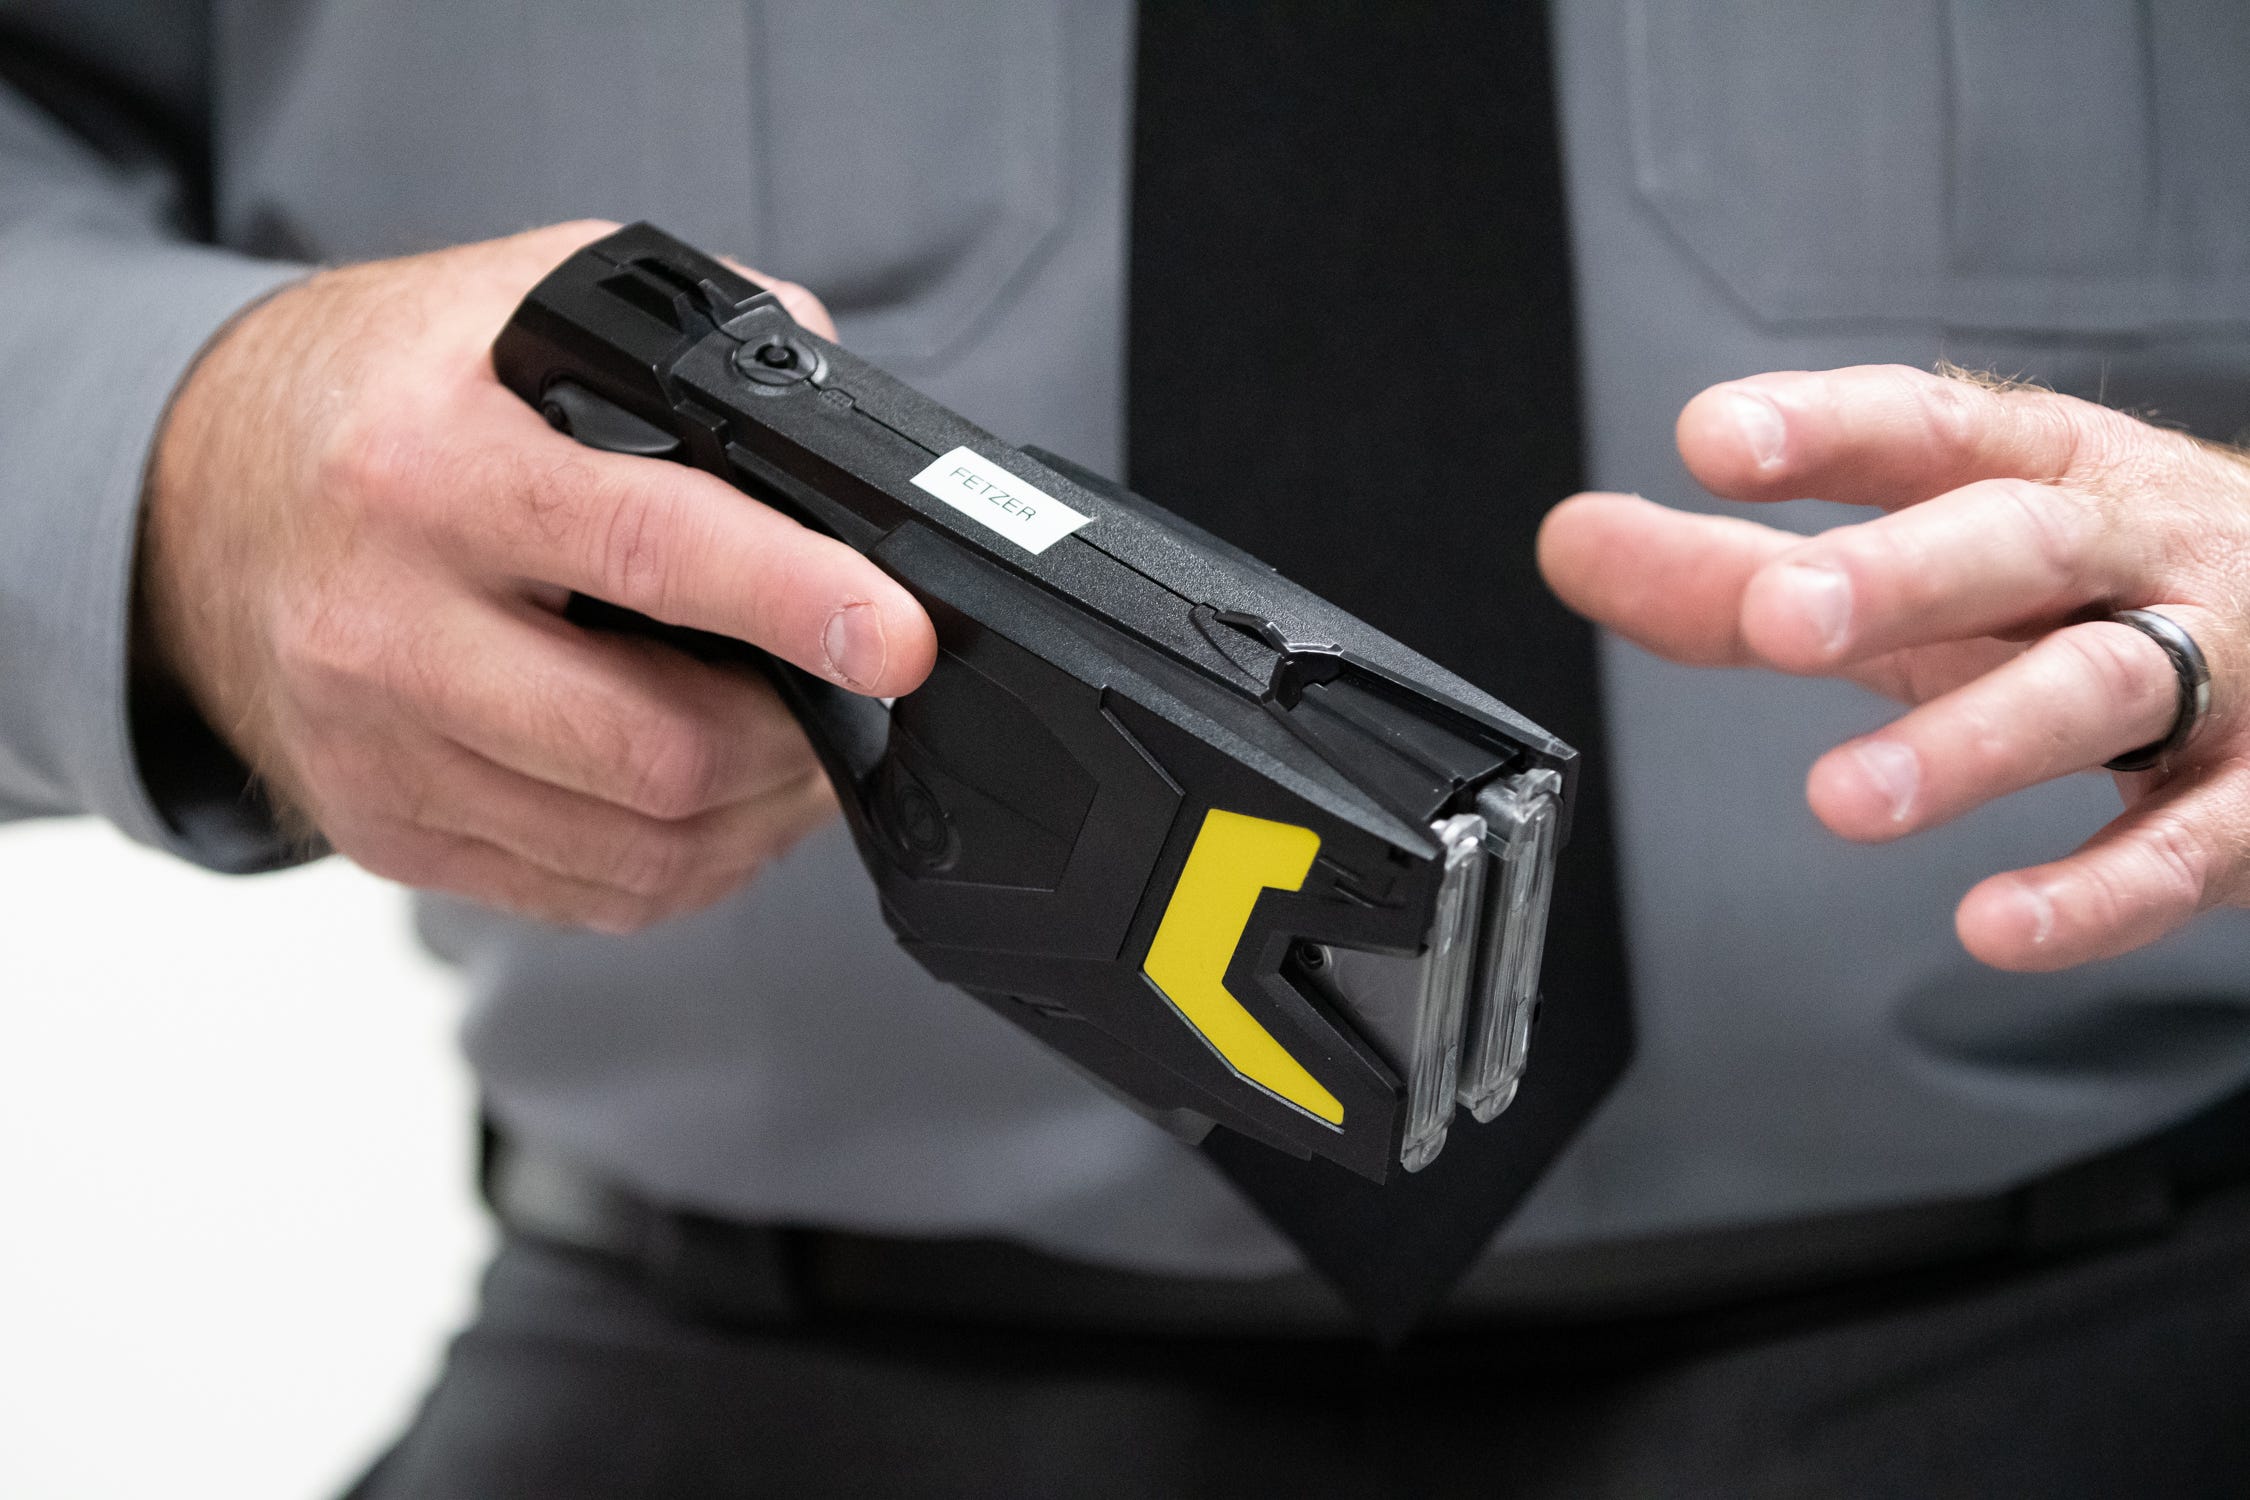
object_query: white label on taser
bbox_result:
[909,446,1092,555]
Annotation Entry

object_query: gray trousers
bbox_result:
[347,1181,2250,1499]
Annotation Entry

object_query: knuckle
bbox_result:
[771,722,823,777]
[1842,513,1924,596]
[2059,624,2164,727]
[2077,816,2210,934]
[501,451,594,547]
[1991,479,2094,597]
[1912,369,1991,469]
[2139,440,2250,586]
[390,760,447,832]
[2055,400,2135,483]
[1926,364,2103,483]
[346,823,444,887]
[586,482,675,609]
[607,826,703,899]
[318,406,430,518]
[677,862,763,918]
[2134,815,2212,914]
[582,892,667,936]
[272,583,448,717]
[272,586,387,699]
[319,738,445,837]
[625,726,729,819]
[1943,691,2016,781]
[284,734,356,810]
[2034,398,2100,483]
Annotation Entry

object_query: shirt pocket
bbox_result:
[1625,0,2250,335]
[746,0,1069,368]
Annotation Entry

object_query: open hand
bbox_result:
[1541,365,2250,972]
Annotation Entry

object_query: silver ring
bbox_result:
[2103,608,2213,773]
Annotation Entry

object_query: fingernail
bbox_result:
[2014,882,2056,947]
[1725,389,1787,471]
[822,603,887,690]
[1850,740,1919,824]
[1779,563,1853,655]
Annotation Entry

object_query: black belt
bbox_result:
[482,1082,2250,1343]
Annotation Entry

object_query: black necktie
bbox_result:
[1128,0,1632,1334]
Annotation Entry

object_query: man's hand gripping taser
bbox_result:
[495,225,1624,1334]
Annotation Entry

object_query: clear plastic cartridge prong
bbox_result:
[1394,812,1487,1171]
[1461,769,1562,1123]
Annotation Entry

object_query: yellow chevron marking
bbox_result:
[1142,809,1342,1125]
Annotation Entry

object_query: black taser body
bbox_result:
[493,223,1579,1190]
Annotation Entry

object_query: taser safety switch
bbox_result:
[494,224,1629,1336]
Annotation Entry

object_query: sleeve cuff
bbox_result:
[0,229,308,871]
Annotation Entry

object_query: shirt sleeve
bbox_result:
[0,52,307,871]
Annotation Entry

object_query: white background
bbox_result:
[0,818,487,1500]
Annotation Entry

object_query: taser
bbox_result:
[494,225,1630,1335]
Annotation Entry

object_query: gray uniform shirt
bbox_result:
[4,0,2248,1278]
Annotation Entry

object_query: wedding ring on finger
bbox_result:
[2103,608,2213,773]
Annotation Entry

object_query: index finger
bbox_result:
[449,390,937,697]
[1677,364,2114,510]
